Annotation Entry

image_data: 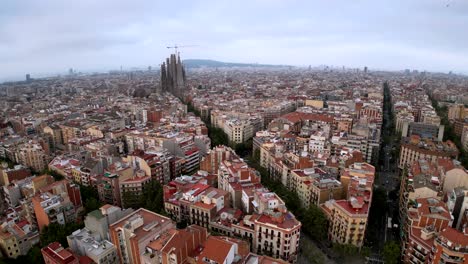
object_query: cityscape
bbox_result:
[1,1,468,264]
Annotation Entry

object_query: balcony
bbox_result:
[436,238,468,253]
[440,252,464,263]
[414,245,426,255]
[412,250,426,262]
[408,258,421,264]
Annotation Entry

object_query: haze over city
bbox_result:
[1,1,468,264]
[2,0,468,80]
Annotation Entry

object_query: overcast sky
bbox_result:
[1,0,467,80]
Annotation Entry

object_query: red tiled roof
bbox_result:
[280,112,334,124]
[192,201,216,210]
[188,183,210,197]
[440,227,468,247]
[196,236,233,264]
[409,227,433,249]
[41,242,78,264]
[335,200,369,215]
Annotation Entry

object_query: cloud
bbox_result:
[1,0,468,80]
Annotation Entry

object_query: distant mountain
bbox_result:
[182,59,290,68]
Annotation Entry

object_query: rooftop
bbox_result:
[41,242,78,264]
[196,236,234,264]
[109,208,172,240]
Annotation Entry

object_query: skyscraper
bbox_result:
[160,53,186,98]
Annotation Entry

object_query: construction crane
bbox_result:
[166,44,198,55]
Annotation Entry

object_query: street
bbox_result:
[374,82,400,252]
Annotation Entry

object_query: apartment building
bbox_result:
[399,135,459,169]
[96,159,156,208]
[309,131,329,152]
[200,145,237,174]
[447,188,468,231]
[223,119,254,144]
[396,110,415,133]
[290,169,342,208]
[339,162,375,195]
[109,208,175,264]
[17,141,48,172]
[165,181,229,227]
[43,124,63,153]
[421,111,441,126]
[402,197,451,264]
[32,180,82,231]
[67,227,118,264]
[0,223,33,259]
[48,156,83,182]
[319,162,375,248]
[399,159,443,232]
[331,132,380,166]
[249,209,301,262]
[463,126,468,152]
[60,123,84,145]
[402,122,444,141]
[98,172,123,207]
[429,227,468,263]
[453,119,468,137]
[41,242,79,264]
[0,164,31,186]
[82,205,133,241]
[448,104,467,120]
[141,224,207,264]
[217,159,261,209]
[190,187,229,228]
[322,175,372,248]
[163,137,201,174]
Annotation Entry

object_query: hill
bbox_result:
[182,59,289,68]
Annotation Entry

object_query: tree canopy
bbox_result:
[40,222,84,247]
[382,241,400,264]
[121,179,165,214]
[79,184,102,214]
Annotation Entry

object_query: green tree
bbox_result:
[234,139,253,158]
[40,222,84,247]
[84,197,100,213]
[382,241,400,264]
[252,149,261,163]
[78,184,102,214]
[332,243,360,257]
[142,180,165,214]
[302,205,328,240]
[208,125,230,147]
[121,188,143,209]
[366,187,388,247]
